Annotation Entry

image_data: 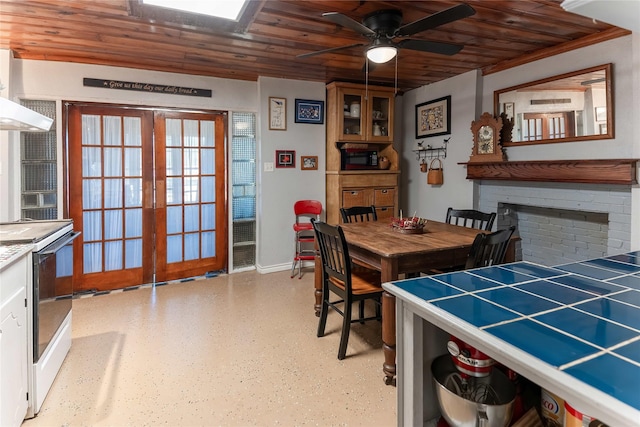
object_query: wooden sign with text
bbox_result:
[83,78,212,97]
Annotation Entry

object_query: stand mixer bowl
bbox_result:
[432,355,516,427]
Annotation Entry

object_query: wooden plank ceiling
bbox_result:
[0,0,630,93]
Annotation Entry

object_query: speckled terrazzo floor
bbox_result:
[22,270,396,427]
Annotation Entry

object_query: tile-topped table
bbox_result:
[383,251,640,427]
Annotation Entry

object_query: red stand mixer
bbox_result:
[447,335,496,378]
[433,336,523,427]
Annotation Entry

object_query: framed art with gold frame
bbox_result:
[301,155,318,170]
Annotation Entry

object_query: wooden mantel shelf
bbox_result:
[461,159,638,185]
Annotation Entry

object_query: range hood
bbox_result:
[0,97,53,131]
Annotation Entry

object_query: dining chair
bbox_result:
[290,200,323,279]
[311,219,383,360]
[446,207,496,231]
[465,226,517,269]
[340,205,378,223]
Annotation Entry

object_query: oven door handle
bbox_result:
[39,231,82,255]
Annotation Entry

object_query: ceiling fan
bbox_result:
[297,4,476,65]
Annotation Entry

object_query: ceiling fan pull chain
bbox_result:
[394,55,398,95]
[365,60,369,101]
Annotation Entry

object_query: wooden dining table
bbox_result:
[313,220,517,385]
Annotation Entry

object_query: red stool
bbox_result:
[290,200,322,279]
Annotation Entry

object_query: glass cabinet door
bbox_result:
[368,91,394,142]
[339,89,365,141]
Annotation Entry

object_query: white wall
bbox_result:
[255,77,326,273]
[399,70,480,221]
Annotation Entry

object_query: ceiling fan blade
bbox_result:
[398,39,464,56]
[322,12,375,36]
[296,43,364,59]
[396,4,476,37]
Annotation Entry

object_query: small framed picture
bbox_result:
[269,97,286,130]
[295,99,324,124]
[503,102,514,121]
[599,123,607,134]
[415,95,451,138]
[275,150,295,168]
[595,106,606,122]
[301,155,318,170]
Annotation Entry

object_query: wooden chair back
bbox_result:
[340,205,377,223]
[465,226,516,269]
[446,207,496,231]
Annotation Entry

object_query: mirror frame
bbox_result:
[494,63,613,147]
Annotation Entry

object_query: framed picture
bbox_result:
[595,106,606,122]
[275,150,295,168]
[294,99,324,124]
[269,97,286,130]
[503,102,515,121]
[599,123,607,134]
[301,155,318,170]
[415,95,451,138]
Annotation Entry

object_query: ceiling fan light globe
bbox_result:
[366,46,397,63]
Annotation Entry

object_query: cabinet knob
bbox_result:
[381,190,388,193]
[351,191,358,195]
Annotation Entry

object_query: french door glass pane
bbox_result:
[104,179,123,209]
[202,204,215,229]
[166,119,181,146]
[184,177,199,203]
[82,147,102,177]
[184,148,199,175]
[201,177,215,203]
[201,149,214,174]
[82,179,102,209]
[103,116,122,146]
[166,177,182,204]
[185,233,199,260]
[125,178,142,207]
[202,231,215,258]
[184,120,199,146]
[105,210,123,239]
[82,115,101,145]
[184,205,199,232]
[105,241,123,271]
[124,117,141,146]
[167,235,182,263]
[166,148,182,175]
[201,121,214,146]
[83,211,102,240]
[104,148,122,176]
[124,148,141,176]
[83,243,102,274]
[125,209,142,238]
[167,206,182,234]
[125,239,142,268]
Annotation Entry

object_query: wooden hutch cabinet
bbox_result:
[325,82,400,224]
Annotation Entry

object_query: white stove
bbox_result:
[0,219,79,418]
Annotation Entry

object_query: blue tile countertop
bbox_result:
[384,251,640,427]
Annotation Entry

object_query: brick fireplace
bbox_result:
[476,180,632,266]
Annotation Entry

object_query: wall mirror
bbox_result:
[494,63,613,147]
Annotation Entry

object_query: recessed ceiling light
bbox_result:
[142,0,248,21]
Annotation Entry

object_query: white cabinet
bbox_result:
[1,252,30,427]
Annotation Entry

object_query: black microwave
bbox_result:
[341,149,378,170]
